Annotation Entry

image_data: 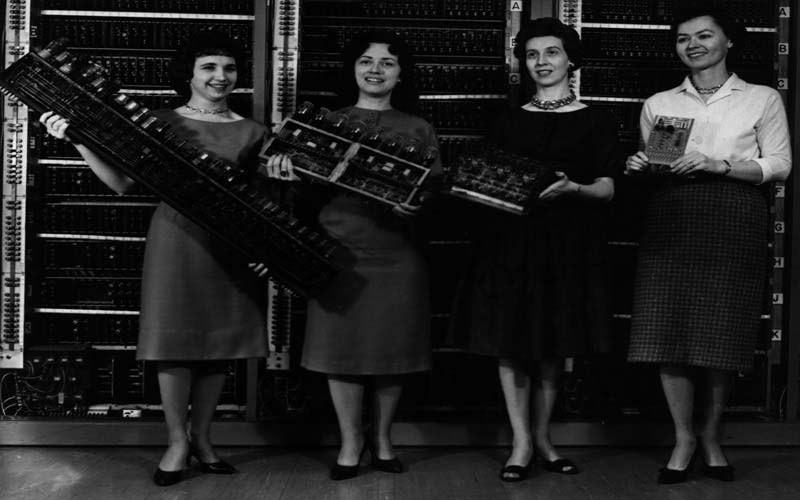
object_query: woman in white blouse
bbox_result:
[625,6,790,485]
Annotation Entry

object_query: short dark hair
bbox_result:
[670,6,746,63]
[512,17,583,72]
[337,30,418,113]
[169,30,245,98]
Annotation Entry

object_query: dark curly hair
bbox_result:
[670,5,746,64]
[512,17,583,73]
[169,30,245,99]
[337,30,418,113]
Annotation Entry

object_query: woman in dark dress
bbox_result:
[40,31,269,486]
[626,7,791,484]
[266,31,441,480]
[449,18,618,482]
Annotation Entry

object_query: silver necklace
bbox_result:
[529,91,576,110]
[690,74,730,95]
[183,103,229,114]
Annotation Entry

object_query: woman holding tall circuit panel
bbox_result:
[626,7,791,484]
[41,31,269,487]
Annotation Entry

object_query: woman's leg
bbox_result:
[328,374,366,466]
[498,358,533,469]
[156,362,192,471]
[189,361,228,462]
[371,375,403,460]
[700,368,732,466]
[659,364,697,469]
[532,357,564,462]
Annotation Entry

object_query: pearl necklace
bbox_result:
[690,74,730,95]
[529,91,576,110]
[183,103,229,114]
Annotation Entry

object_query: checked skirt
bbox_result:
[627,179,769,372]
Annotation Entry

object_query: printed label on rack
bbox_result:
[779,43,789,55]
[509,73,520,84]
[510,36,516,48]
[510,1,523,12]
[775,221,785,233]
[775,257,785,268]
[772,329,782,341]
[777,78,788,90]
[779,7,790,18]
[773,293,784,305]
[775,184,786,197]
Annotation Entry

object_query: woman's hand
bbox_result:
[669,151,725,176]
[538,171,578,202]
[392,201,422,218]
[625,151,650,175]
[248,262,269,278]
[263,153,301,181]
[40,111,73,141]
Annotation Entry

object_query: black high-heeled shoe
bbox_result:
[330,444,367,481]
[499,462,532,482]
[153,467,184,487]
[657,465,690,484]
[657,448,696,484]
[188,447,238,474]
[540,457,579,475]
[703,463,734,481]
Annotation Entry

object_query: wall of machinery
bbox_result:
[0,0,795,426]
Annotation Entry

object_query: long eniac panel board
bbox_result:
[0,0,256,418]
[559,0,786,417]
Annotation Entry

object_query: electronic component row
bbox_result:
[301,0,505,19]
[38,277,141,309]
[580,0,775,26]
[38,164,156,199]
[301,25,504,57]
[40,204,155,235]
[418,100,506,133]
[37,19,253,50]
[38,0,254,14]
[33,314,139,344]
[40,239,146,272]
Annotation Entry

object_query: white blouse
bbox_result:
[640,73,792,183]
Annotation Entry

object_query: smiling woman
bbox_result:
[39,30,270,487]
[447,17,619,484]
[625,6,791,485]
[353,44,401,99]
[264,30,442,481]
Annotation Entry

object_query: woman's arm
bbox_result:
[753,89,792,183]
[539,173,614,202]
[40,111,135,194]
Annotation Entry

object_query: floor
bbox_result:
[1,446,799,500]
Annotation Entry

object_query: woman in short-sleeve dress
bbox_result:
[266,31,442,480]
[41,31,268,486]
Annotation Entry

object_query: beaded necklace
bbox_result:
[689,74,731,95]
[183,103,229,114]
[529,91,576,110]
